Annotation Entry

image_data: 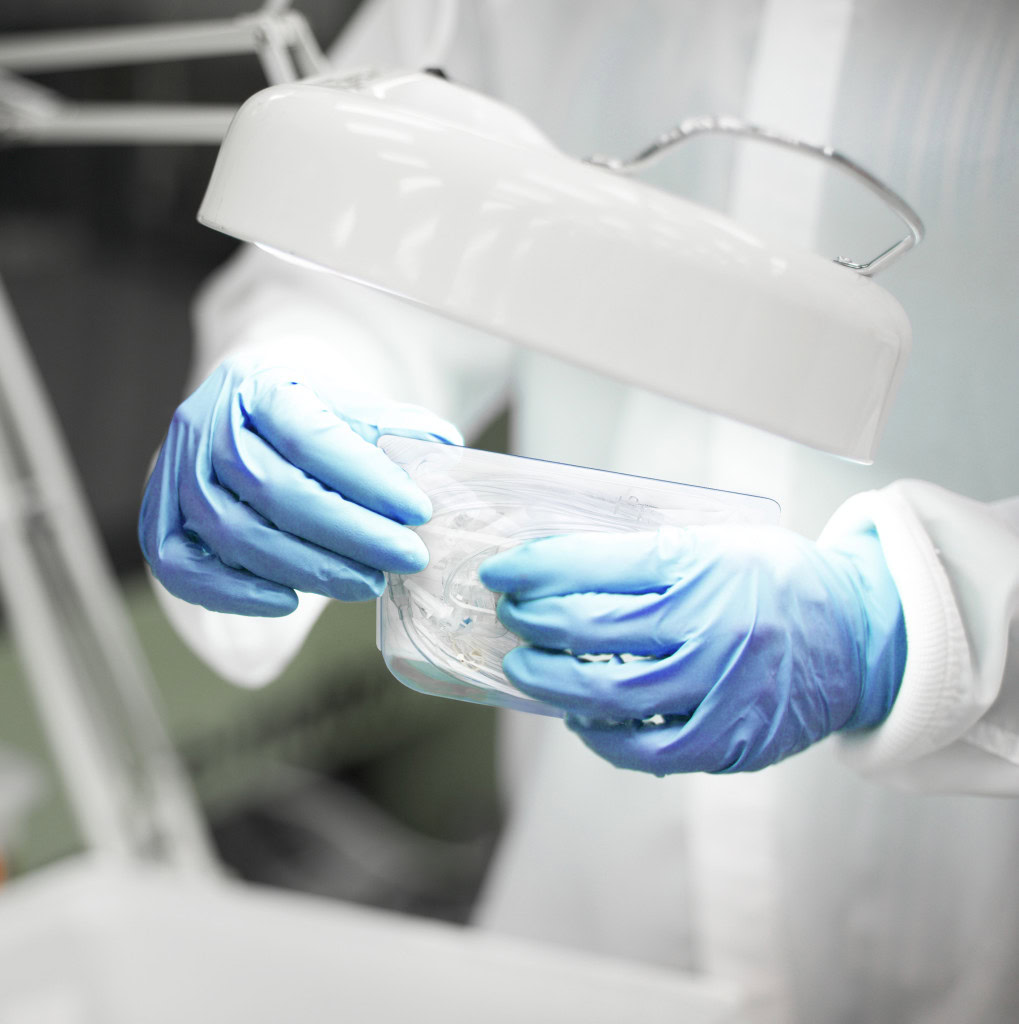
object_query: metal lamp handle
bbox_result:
[587,115,924,276]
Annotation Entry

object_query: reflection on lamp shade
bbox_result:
[199,71,912,463]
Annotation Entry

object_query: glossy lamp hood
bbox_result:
[198,69,918,463]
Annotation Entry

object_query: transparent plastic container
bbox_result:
[377,438,780,716]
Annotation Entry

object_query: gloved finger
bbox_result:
[569,670,815,775]
[179,473,385,602]
[214,422,429,573]
[238,375,437,525]
[148,529,300,617]
[495,590,685,657]
[140,459,299,616]
[566,717,702,775]
[569,704,775,775]
[502,645,707,722]
[479,529,687,600]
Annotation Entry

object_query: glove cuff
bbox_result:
[820,523,907,732]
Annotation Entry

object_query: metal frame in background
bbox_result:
[0,0,328,145]
[0,1,326,873]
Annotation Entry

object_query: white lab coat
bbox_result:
[157,1,1019,1019]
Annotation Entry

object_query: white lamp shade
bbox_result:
[198,71,912,462]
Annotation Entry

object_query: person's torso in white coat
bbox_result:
[180,1,1019,1020]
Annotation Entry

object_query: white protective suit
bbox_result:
[156,1,1019,1020]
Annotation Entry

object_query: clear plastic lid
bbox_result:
[377,438,780,716]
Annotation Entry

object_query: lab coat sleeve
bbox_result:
[821,480,1019,794]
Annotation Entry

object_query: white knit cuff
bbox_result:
[823,487,976,773]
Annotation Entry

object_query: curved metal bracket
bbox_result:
[587,115,924,276]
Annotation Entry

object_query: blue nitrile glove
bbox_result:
[479,525,907,775]
[139,354,462,616]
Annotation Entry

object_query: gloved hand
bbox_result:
[479,524,907,774]
[139,353,462,616]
